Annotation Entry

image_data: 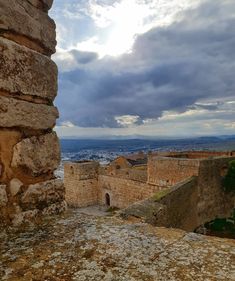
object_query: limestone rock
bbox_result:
[0,38,57,101]
[0,185,8,207]
[9,178,23,197]
[21,179,64,209]
[0,96,58,130]
[11,132,61,175]
[0,0,56,55]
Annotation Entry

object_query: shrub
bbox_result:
[222,160,235,192]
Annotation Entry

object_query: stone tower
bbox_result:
[0,0,65,225]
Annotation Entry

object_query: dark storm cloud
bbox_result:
[70,50,98,64]
[56,0,235,127]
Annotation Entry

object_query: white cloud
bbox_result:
[59,121,76,128]
[115,115,140,126]
[53,0,203,57]
[86,0,203,56]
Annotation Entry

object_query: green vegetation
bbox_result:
[152,188,171,202]
[222,160,235,192]
[106,206,120,213]
[204,209,235,239]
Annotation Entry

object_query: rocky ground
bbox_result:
[0,208,235,281]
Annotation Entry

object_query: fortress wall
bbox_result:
[98,175,160,209]
[0,0,65,225]
[196,157,235,224]
[122,157,235,232]
[100,166,147,182]
[64,162,99,207]
[147,156,200,187]
[186,151,234,159]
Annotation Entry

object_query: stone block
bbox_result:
[0,38,57,101]
[0,96,58,130]
[9,178,23,197]
[21,179,64,209]
[11,132,60,175]
[28,0,53,11]
[0,0,56,55]
[0,185,8,207]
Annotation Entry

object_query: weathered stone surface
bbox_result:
[0,185,8,207]
[120,199,168,225]
[9,178,23,197]
[0,96,58,130]
[11,132,60,175]
[0,38,57,101]
[12,209,39,226]
[42,200,67,216]
[42,0,53,9]
[28,0,53,11]
[0,0,56,54]
[1,211,235,280]
[21,179,64,209]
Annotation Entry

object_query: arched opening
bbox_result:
[105,193,111,206]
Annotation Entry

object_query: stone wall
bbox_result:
[197,157,235,224]
[148,156,200,187]
[100,166,147,182]
[98,175,160,209]
[64,162,158,209]
[64,162,99,207]
[0,0,65,225]
[122,157,235,231]
[121,177,198,231]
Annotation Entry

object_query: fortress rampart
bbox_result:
[65,151,235,231]
[0,0,65,225]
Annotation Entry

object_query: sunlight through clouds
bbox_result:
[52,0,202,57]
[51,0,235,138]
[79,0,202,56]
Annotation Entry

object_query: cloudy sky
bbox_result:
[50,0,235,138]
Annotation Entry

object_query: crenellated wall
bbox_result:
[0,0,66,225]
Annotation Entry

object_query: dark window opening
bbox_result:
[105,193,111,206]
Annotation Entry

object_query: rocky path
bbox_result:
[0,209,235,281]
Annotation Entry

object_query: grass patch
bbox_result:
[106,206,120,213]
[152,188,171,202]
